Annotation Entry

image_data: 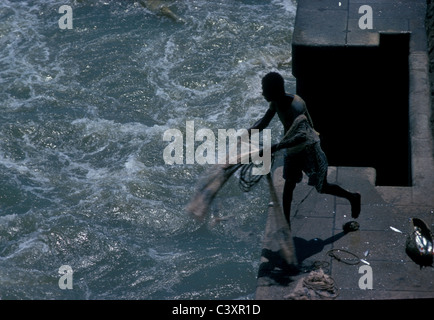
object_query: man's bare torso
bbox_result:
[271,94,307,134]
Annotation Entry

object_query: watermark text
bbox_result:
[163,121,272,175]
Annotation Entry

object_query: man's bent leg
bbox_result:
[283,180,296,228]
[321,179,361,218]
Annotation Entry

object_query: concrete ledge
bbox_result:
[408,50,434,202]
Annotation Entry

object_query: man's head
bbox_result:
[261,72,285,102]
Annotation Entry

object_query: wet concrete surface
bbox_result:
[256,166,434,300]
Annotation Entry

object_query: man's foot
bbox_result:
[350,193,361,218]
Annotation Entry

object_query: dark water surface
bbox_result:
[0,0,296,299]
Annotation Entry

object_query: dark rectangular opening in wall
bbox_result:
[293,33,411,186]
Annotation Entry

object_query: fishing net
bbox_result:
[186,114,323,268]
[262,173,297,265]
[186,114,320,220]
[284,268,339,300]
[238,155,275,192]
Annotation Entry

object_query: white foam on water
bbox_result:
[0,0,297,299]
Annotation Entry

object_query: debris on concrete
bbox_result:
[405,218,434,268]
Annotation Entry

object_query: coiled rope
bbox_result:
[326,249,361,265]
[238,155,275,192]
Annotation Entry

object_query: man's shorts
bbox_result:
[283,142,328,192]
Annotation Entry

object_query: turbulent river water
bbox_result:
[0,0,296,299]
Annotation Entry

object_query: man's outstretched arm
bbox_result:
[248,106,276,133]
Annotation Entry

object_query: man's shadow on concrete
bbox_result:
[257,231,346,286]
